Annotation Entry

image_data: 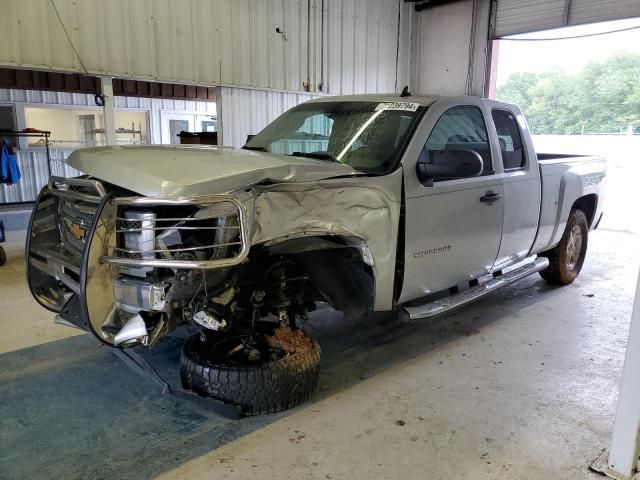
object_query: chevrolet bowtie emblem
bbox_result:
[69,223,86,241]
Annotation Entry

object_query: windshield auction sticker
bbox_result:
[375,102,420,112]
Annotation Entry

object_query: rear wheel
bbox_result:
[539,209,588,285]
[0,246,6,266]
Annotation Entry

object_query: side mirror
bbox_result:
[416,149,483,183]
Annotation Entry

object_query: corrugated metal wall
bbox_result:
[0,88,101,108]
[0,87,214,114]
[494,0,565,37]
[0,0,411,150]
[324,0,403,95]
[494,0,640,37]
[219,86,318,148]
[213,0,411,147]
[0,88,216,203]
[0,0,409,96]
[0,0,309,89]
[0,148,78,204]
[570,0,640,26]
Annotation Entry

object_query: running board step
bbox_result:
[403,257,549,320]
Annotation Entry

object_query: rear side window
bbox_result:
[491,109,525,170]
[425,106,493,176]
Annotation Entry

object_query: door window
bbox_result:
[161,113,195,144]
[491,109,525,170]
[0,106,18,149]
[197,115,217,132]
[169,120,190,145]
[425,106,493,176]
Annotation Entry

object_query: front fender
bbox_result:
[248,173,402,311]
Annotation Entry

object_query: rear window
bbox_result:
[491,109,526,170]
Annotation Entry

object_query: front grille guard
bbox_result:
[26,176,107,315]
[101,195,250,270]
[28,177,250,344]
[46,177,250,270]
[49,176,107,203]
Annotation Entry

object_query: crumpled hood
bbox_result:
[67,145,359,197]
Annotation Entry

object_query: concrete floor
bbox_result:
[0,228,638,479]
[0,231,82,354]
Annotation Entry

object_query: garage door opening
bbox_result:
[489,18,640,234]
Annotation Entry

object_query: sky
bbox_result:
[496,18,640,86]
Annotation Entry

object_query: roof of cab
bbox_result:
[305,93,440,107]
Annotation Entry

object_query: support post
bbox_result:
[100,76,116,146]
[608,265,640,477]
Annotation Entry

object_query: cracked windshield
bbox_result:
[245,101,422,174]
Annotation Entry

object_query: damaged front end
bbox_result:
[26,176,250,347]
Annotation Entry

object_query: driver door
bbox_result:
[399,104,504,303]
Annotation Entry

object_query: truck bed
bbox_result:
[537,153,599,164]
[531,153,606,255]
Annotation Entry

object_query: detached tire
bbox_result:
[539,209,588,285]
[180,330,321,416]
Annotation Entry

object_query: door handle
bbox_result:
[480,191,503,204]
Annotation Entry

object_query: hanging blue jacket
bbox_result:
[0,139,21,185]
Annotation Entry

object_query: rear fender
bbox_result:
[531,161,604,254]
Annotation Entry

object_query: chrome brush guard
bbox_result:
[101,195,250,269]
[26,177,107,313]
[26,176,251,345]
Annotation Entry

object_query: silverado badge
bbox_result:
[69,223,86,241]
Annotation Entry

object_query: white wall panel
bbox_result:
[412,0,491,97]
[324,0,404,95]
[0,0,409,96]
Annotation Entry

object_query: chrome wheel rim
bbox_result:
[566,224,583,270]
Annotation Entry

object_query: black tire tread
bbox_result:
[180,332,321,416]
[539,208,588,285]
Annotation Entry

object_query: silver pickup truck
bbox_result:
[26,94,606,414]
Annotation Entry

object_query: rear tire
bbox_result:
[180,329,321,416]
[0,246,6,266]
[539,209,588,285]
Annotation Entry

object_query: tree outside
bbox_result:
[496,52,640,135]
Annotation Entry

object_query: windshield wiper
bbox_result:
[242,145,268,152]
[290,151,339,163]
